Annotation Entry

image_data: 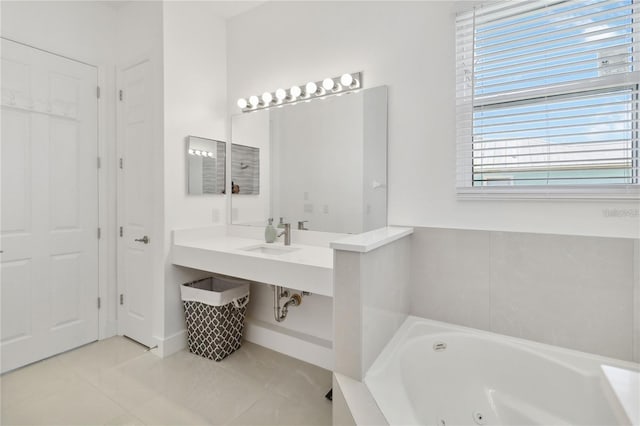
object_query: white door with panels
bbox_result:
[1,39,99,373]
[117,60,154,347]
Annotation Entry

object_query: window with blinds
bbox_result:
[456,0,639,197]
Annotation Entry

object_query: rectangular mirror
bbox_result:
[230,86,388,234]
[187,136,226,195]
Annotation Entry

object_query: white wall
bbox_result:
[162,1,228,340]
[1,1,116,65]
[227,1,639,239]
[1,0,119,336]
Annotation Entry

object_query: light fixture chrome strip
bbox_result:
[236,72,362,112]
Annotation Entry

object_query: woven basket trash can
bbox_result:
[181,275,250,361]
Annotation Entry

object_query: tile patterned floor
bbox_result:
[0,337,332,425]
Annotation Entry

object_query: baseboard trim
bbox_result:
[149,321,334,368]
[152,329,187,358]
[244,319,334,370]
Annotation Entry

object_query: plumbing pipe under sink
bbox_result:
[273,285,306,322]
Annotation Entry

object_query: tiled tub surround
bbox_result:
[331,228,413,426]
[410,227,640,362]
[332,227,413,380]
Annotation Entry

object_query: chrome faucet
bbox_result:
[297,220,309,230]
[278,223,291,246]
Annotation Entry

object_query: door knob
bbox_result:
[134,236,150,244]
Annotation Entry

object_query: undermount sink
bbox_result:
[241,244,300,256]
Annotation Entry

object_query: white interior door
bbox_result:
[1,39,99,373]
[117,60,154,347]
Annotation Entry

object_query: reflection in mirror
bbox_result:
[231,144,260,195]
[230,86,388,234]
[186,136,226,195]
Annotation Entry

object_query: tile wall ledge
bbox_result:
[330,226,413,253]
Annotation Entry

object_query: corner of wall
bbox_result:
[160,1,229,342]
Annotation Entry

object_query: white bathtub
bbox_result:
[364,317,639,426]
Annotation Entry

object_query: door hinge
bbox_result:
[120,294,124,305]
[119,90,123,101]
[97,86,101,99]
[97,156,101,169]
[119,158,123,169]
[98,227,101,239]
[119,226,123,237]
[97,297,101,309]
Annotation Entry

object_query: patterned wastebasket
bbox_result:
[181,275,250,361]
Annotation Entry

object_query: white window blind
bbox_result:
[456,0,639,197]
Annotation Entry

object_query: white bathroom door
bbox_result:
[0,39,99,373]
[117,59,154,347]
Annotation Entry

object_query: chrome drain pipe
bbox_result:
[273,285,303,322]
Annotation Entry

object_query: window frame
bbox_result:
[455,0,640,200]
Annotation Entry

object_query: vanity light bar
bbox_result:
[236,72,362,112]
[188,148,216,158]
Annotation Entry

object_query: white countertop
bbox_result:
[176,235,333,270]
[330,226,413,253]
[172,226,337,297]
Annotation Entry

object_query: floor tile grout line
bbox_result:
[221,389,267,426]
[0,358,91,413]
[3,337,332,426]
[61,348,155,426]
[57,340,166,425]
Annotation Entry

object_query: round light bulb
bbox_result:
[290,86,302,99]
[188,148,195,155]
[305,82,317,96]
[195,150,202,156]
[322,78,335,91]
[249,95,260,107]
[262,92,273,104]
[208,152,215,158]
[275,88,287,101]
[340,73,353,87]
[237,98,248,109]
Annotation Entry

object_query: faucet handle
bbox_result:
[297,220,309,230]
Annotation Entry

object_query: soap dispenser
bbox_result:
[277,217,285,229]
[265,218,277,243]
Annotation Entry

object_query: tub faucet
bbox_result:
[278,223,291,246]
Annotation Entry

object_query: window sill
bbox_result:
[456,186,640,201]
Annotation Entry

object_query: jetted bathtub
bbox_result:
[364,317,639,426]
